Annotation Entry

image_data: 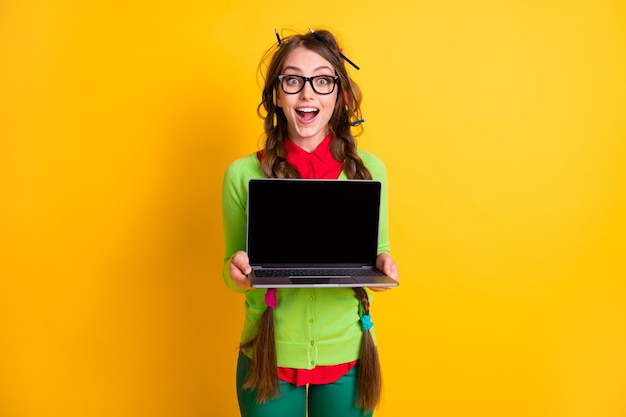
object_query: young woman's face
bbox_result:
[276,47,338,150]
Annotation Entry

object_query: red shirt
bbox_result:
[258,134,357,386]
[284,135,343,179]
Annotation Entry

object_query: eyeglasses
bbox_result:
[277,74,339,95]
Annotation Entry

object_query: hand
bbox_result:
[368,253,400,292]
[229,251,253,290]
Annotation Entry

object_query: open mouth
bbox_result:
[296,107,319,123]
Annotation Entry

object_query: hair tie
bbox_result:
[265,288,277,309]
[360,314,373,331]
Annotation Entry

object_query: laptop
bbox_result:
[246,178,398,288]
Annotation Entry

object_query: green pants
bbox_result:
[236,352,374,417]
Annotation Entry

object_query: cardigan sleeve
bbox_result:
[221,156,256,293]
[357,150,391,256]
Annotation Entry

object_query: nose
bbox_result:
[300,79,316,98]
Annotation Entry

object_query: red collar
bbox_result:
[258,135,342,179]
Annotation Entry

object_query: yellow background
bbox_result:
[1,1,625,416]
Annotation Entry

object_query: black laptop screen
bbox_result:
[247,179,381,266]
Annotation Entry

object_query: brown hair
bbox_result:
[241,28,381,412]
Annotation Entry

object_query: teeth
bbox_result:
[297,108,318,112]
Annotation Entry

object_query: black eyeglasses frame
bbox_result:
[277,74,340,95]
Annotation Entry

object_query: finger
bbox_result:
[231,251,252,276]
[387,263,399,280]
[229,266,251,289]
[380,256,399,280]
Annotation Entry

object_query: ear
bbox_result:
[275,90,282,108]
[343,89,349,105]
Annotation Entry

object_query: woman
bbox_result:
[222,28,399,417]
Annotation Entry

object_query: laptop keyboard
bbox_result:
[254,268,385,277]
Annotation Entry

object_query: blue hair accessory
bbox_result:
[360,314,373,331]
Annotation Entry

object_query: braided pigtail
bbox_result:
[240,289,279,402]
[353,287,382,411]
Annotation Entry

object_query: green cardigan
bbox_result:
[221,150,390,369]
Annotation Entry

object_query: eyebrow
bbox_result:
[282,65,334,74]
